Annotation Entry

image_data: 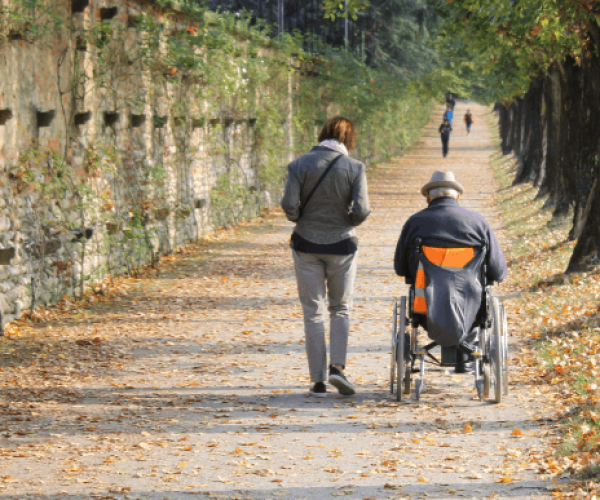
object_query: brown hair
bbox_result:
[318,116,357,152]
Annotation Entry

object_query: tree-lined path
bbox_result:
[0,103,561,499]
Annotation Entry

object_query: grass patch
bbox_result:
[580,464,600,481]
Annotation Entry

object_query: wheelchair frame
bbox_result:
[390,249,509,403]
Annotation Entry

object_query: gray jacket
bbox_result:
[281,146,371,245]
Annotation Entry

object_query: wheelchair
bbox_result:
[390,240,509,403]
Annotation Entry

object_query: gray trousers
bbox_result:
[292,250,359,383]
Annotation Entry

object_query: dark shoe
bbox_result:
[309,382,327,398]
[455,349,474,374]
[328,366,356,396]
[454,361,474,374]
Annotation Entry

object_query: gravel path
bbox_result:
[0,102,560,499]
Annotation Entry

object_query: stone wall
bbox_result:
[0,0,296,326]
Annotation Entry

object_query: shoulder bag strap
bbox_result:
[299,153,344,215]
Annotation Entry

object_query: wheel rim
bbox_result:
[397,297,407,402]
[396,337,403,402]
[501,304,509,395]
[491,298,503,403]
[390,302,397,394]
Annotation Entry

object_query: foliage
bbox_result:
[431,0,600,103]
[319,0,442,80]
[294,40,433,166]
[195,0,443,82]
[357,0,440,79]
[322,0,371,21]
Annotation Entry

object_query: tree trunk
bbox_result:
[515,79,544,184]
[514,93,531,183]
[511,98,522,155]
[552,59,577,218]
[505,102,515,153]
[537,64,565,205]
[567,177,600,272]
[569,196,587,241]
[498,103,511,155]
[565,23,600,263]
[534,90,548,189]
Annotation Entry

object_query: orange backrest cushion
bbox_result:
[422,246,475,269]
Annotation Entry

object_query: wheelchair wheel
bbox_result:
[396,297,407,402]
[491,297,503,404]
[501,303,509,396]
[482,327,491,398]
[390,302,398,395]
[404,325,416,395]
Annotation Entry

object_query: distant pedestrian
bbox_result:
[281,116,371,398]
[443,105,453,123]
[446,93,456,110]
[464,110,474,136]
[439,118,452,158]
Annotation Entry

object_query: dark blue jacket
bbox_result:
[439,123,452,140]
[394,197,507,284]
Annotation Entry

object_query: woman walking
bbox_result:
[281,117,371,397]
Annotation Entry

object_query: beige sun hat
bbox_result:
[421,170,465,197]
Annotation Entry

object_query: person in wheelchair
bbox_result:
[393,171,507,373]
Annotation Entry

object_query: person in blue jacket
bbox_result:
[443,105,454,123]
